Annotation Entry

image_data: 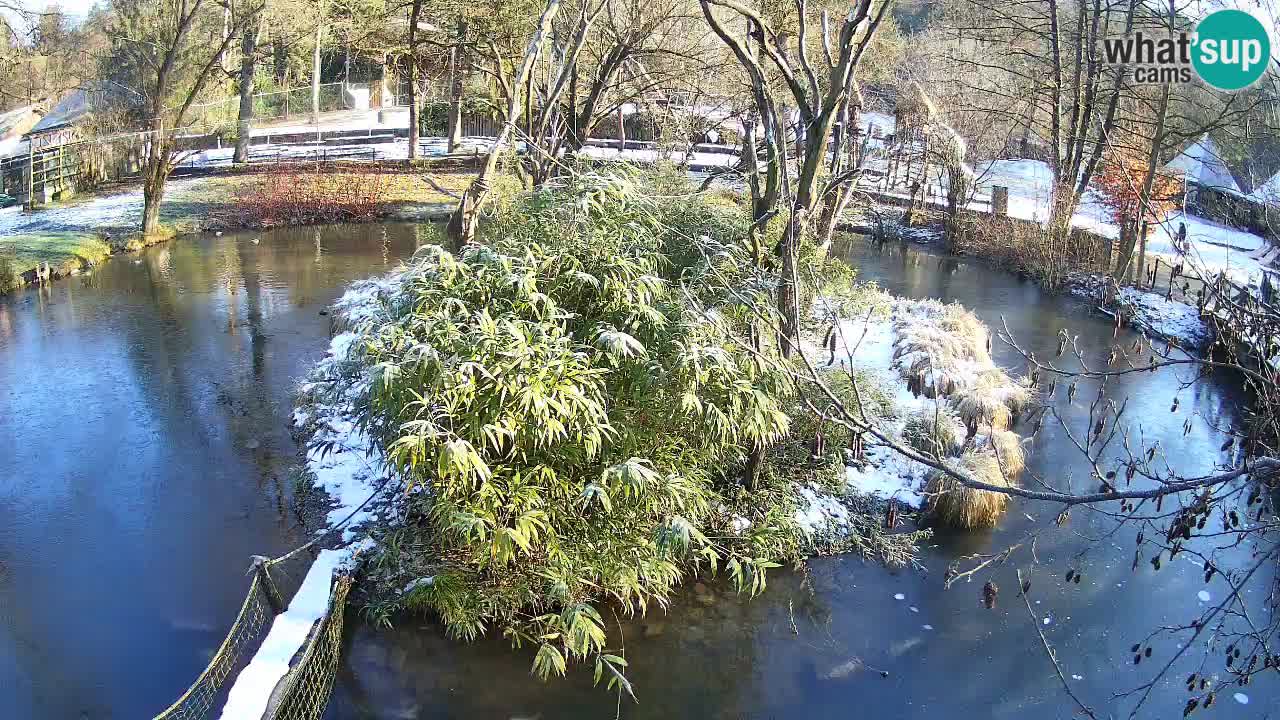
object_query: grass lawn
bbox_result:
[0,167,478,291]
[0,233,111,288]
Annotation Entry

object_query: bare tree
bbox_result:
[701,0,890,355]
[447,0,563,244]
[406,0,426,159]
[233,2,265,163]
[103,0,252,236]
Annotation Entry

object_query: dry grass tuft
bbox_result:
[976,428,1026,478]
[951,369,1032,431]
[886,297,1037,530]
[924,451,1014,529]
[893,301,994,399]
[949,214,1112,290]
[902,410,966,458]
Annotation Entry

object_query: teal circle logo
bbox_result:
[1192,9,1270,91]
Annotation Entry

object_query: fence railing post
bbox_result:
[25,142,34,211]
[252,555,286,615]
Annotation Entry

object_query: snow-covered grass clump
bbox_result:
[797,292,1034,531]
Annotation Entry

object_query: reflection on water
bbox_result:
[0,223,431,719]
[327,236,1274,719]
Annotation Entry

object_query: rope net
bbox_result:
[152,553,350,720]
[267,575,353,720]
[152,574,273,720]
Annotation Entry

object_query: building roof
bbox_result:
[1163,134,1241,194]
[1250,169,1280,205]
[26,90,93,136]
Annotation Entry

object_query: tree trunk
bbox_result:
[233,17,260,164]
[311,24,323,124]
[143,180,163,237]
[743,442,764,490]
[446,19,467,153]
[1135,221,1149,285]
[779,111,841,355]
[141,115,169,238]
[778,210,804,357]
[142,156,165,237]
[1113,218,1138,279]
[407,0,423,160]
[272,34,288,87]
[448,0,562,245]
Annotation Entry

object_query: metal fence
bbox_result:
[191,82,374,127]
[0,141,89,207]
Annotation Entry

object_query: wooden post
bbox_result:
[991,186,1009,215]
[252,556,286,614]
[25,142,34,211]
[617,105,626,150]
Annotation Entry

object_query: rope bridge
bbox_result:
[152,549,351,720]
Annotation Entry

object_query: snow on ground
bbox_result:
[251,108,410,137]
[181,136,494,168]
[825,316,931,508]
[1143,213,1272,289]
[1115,286,1212,348]
[793,297,1002,532]
[219,277,397,718]
[959,157,1275,303]
[793,312,926,532]
[971,158,1117,238]
[794,484,855,532]
[0,176,213,237]
[1067,273,1212,349]
[793,293,1037,533]
[577,144,740,170]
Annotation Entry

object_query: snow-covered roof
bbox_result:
[1249,169,1280,206]
[0,105,38,134]
[0,136,29,161]
[27,90,92,136]
[1164,134,1241,193]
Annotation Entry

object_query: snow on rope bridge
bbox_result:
[152,474,384,720]
[152,330,390,719]
[148,544,351,720]
[151,274,402,720]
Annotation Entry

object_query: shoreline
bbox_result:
[0,160,470,296]
[850,207,1215,351]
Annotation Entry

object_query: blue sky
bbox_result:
[15,0,98,20]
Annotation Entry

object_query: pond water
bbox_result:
[1,226,1271,719]
[0,224,433,719]
[325,236,1275,719]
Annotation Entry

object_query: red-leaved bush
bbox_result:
[232,165,393,228]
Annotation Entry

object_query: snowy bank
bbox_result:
[1067,273,1212,350]
[218,275,399,719]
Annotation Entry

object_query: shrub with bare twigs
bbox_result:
[952,214,1111,289]
[227,166,394,228]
